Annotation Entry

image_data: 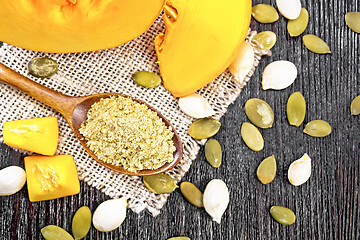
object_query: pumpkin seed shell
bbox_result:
[270,206,296,225]
[178,93,215,119]
[288,153,311,186]
[287,92,306,126]
[252,31,277,50]
[72,206,92,240]
[303,35,331,54]
[241,122,264,152]
[245,98,274,128]
[345,12,360,33]
[303,120,332,137]
[203,179,229,224]
[180,182,203,207]
[27,57,58,78]
[350,95,360,115]
[132,71,162,88]
[287,8,309,37]
[228,42,255,82]
[143,174,178,194]
[205,139,222,168]
[188,118,221,140]
[276,0,301,20]
[262,60,297,90]
[252,4,279,24]
[41,225,74,240]
[168,237,191,240]
[257,155,276,184]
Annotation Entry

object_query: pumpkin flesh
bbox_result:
[155,0,252,97]
[0,0,164,53]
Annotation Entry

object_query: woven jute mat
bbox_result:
[0,16,269,216]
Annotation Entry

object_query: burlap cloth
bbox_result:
[0,16,269,216]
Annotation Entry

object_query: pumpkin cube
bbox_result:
[3,117,59,155]
[24,155,80,202]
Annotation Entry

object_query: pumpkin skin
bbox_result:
[0,0,164,53]
[155,0,252,97]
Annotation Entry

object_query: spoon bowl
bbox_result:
[0,63,183,176]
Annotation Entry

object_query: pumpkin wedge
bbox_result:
[155,0,252,97]
[0,0,164,53]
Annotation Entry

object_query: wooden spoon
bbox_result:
[0,63,183,176]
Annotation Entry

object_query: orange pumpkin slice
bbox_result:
[155,0,252,97]
[0,0,164,53]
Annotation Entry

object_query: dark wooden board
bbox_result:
[0,0,359,239]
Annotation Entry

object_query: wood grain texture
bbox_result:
[0,0,359,239]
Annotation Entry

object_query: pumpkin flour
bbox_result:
[79,96,176,172]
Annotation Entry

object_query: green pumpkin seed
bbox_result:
[188,118,221,140]
[253,31,277,50]
[27,57,58,78]
[257,155,276,184]
[132,71,162,88]
[167,237,191,240]
[302,35,331,54]
[252,4,279,24]
[41,225,74,240]
[72,206,91,240]
[287,92,306,126]
[143,174,178,194]
[180,182,203,207]
[245,98,274,128]
[345,12,360,33]
[270,206,296,225]
[303,120,332,137]
[241,122,264,152]
[350,95,360,115]
[287,8,309,37]
[204,139,222,168]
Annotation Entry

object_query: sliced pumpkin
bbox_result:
[155,0,252,97]
[0,0,164,53]
[3,117,59,156]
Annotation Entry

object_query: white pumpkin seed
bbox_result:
[203,179,229,224]
[262,60,297,90]
[92,198,127,232]
[228,42,254,82]
[0,166,26,196]
[287,8,309,37]
[179,93,215,119]
[345,12,360,33]
[276,0,302,20]
[288,153,311,186]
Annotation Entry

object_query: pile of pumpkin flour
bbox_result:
[0,16,269,216]
[79,96,176,172]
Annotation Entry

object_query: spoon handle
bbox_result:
[0,63,79,118]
